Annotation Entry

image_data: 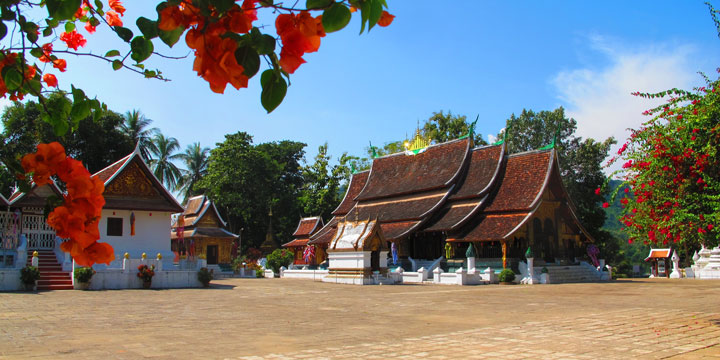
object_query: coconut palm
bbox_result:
[176,142,210,203]
[120,110,158,160]
[147,133,182,190]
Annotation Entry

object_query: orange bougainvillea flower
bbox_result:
[105,11,123,26]
[53,58,67,72]
[22,142,112,266]
[275,12,325,74]
[109,0,126,16]
[158,5,184,31]
[85,22,96,33]
[43,73,58,87]
[60,30,87,50]
[377,11,394,27]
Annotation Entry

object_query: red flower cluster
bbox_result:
[276,11,325,74]
[21,142,113,266]
[159,0,258,93]
[60,30,87,50]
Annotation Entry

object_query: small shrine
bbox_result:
[282,216,325,267]
[171,195,238,265]
[323,219,389,285]
[645,248,673,278]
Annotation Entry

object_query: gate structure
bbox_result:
[21,208,56,250]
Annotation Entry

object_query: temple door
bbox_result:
[207,245,218,264]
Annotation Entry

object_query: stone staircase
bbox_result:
[27,250,73,290]
[538,265,604,283]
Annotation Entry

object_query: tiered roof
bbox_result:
[93,149,184,213]
[645,248,673,261]
[311,137,593,245]
[7,182,63,208]
[283,216,323,248]
[171,195,238,240]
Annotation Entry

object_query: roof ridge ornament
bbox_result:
[494,119,509,146]
[539,126,561,150]
[369,141,379,159]
[403,125,431,156]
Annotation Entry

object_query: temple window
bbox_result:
[107,217,123,236]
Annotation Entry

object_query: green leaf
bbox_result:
[26,31,38,43]
[249,29,275,55]
[94,0,104,10]
[30,47,43,58]
[2,67,23,91]
[158,26,184,47]
[42,27,53,37]
[260,69,287,113]
[24,79,42,96]
[105,49,121,57]
[70,101,91,125]
[136,17,158,39]
[322,3,351,33]
[306,0,333,9]
[114,26,133,42]
[64,21,75,32]
[210,0,235,13]
[130,36,154,63]
[112,60,122,70]
[46,0,82,21]
[0,22,6,41]
[46,18,59,28]
[235,45,260,77]
[367,0,383,31]
[1,7,15,21]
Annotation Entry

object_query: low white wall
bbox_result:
[89,269,202,289]
[281,269,328,281]
[0,270,23,291]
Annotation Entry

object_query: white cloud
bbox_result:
[553,37,702,173]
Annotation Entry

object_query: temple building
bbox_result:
[282,216,325,267]
[93,148,185,261]
[171,195,239,265]
[309,134,593,275]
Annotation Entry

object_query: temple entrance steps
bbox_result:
[27,250,73,290]
[536,265,604,283]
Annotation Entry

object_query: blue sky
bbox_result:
[4,1,720,168]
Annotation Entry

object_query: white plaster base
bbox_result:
[0,270,23,291]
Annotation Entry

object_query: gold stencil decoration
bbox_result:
[105,160,159,198]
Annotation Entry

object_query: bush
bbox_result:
[266,248,294,274]
[20,266,40,284]
[498,269,516,283]
[74,267,95,283]
[197,267,213,285]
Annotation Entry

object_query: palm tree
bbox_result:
[176,142,210,203]
[147,133,182,190]
[120,110,158,160]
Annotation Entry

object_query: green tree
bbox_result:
[0,98,135,174]
[120,110,158,160]
[502,107,619,262]
[197,133,306,251]
[176,142,210,204]
[147,133,182,190]
[423,111,488,146]
[300,143,353,220]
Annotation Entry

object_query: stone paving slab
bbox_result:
[0,278,719,359]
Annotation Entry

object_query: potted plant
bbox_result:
[498,269,516,285]
[20,265,40,291]
[73,267,95,290]
[197,267,213,287]
[137,264,155,289]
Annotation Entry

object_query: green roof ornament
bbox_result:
[539,126,560,150]
[465,243,476,258]
[459,115,479,140]
[494,120,510,146]
[369,141,378,159]
[350,161,357,174]
[525,246,534,259]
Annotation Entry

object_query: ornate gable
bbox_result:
[105,160,160,198]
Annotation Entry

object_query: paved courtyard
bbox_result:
[1,278,719,359]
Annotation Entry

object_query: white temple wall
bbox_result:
[98,209,175,261]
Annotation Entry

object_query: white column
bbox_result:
[433,267,442,283]
[455,267,466,285]
[467,256,476,272]
[523,257,537,284]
